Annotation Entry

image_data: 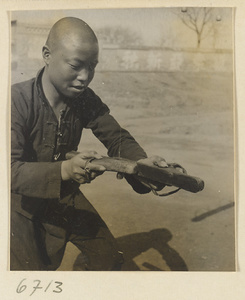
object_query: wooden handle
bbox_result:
[65,151,138,174]
[137,159,204,193]
[66,151,204,193]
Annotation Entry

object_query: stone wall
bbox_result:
[98,48,232,73]
[11,22,233,83]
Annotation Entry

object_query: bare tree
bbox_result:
[178,7,221,48]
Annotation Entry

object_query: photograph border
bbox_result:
[1,0,244,299]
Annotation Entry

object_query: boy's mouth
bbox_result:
[73,85,85,89]
[72,85,86,92]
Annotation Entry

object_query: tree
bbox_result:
[178,7,221,48]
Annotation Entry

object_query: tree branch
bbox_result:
[177,7,215,48]
[180,16,197,32]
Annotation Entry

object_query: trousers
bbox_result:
[10,190,123,271]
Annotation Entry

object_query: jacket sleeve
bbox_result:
[85,93,151,194]
[11,84,62,199]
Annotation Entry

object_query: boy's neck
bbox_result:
[41,68,64,108]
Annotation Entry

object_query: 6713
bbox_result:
[16,278,63,296]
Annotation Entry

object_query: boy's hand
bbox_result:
[135,156,168,191]
[61,151,106,184]
[116,155,168,191]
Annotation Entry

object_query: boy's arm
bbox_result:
[86,110,152,194]
[11,88,63,199]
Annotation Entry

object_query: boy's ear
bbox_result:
[42,45,51,65]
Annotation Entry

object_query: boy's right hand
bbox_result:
[61,151,106,184]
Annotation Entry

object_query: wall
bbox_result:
[11,22,233,83]
[99,48,233,73]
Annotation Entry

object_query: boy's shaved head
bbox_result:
[42,17,99,101]
[46,17,98,52]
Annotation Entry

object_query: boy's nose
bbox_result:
[77,68,89,82]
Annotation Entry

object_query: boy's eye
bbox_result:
[69,64,80,70]
[68,62,97,71]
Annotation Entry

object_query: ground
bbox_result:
[56,70,235,271]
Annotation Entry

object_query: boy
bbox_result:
[11,17,166,270]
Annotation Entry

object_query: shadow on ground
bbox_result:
[73,228,188,271]
[191,202,235,222]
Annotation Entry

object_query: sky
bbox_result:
[11,8,233,49]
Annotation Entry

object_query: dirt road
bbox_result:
[56,71,235,271]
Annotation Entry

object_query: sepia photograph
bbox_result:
[10,7,235,273]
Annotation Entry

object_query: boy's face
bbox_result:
[44,38,99,99]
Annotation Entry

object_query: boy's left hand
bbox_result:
[135,156,168,191]
[117,155,168,191]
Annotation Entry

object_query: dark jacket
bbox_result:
[11,69,149,218]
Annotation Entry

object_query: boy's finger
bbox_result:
[116,172,124,180]
[154,160,168,168]
[86,162,106,172]
[79,151,103,160]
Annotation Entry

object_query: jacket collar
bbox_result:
[34,68,71,114]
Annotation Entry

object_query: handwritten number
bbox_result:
[16,278,27,293]
[53,281,63,293]
[44,280,53,292]
[16,279,63,294]
[30,280,42,296]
